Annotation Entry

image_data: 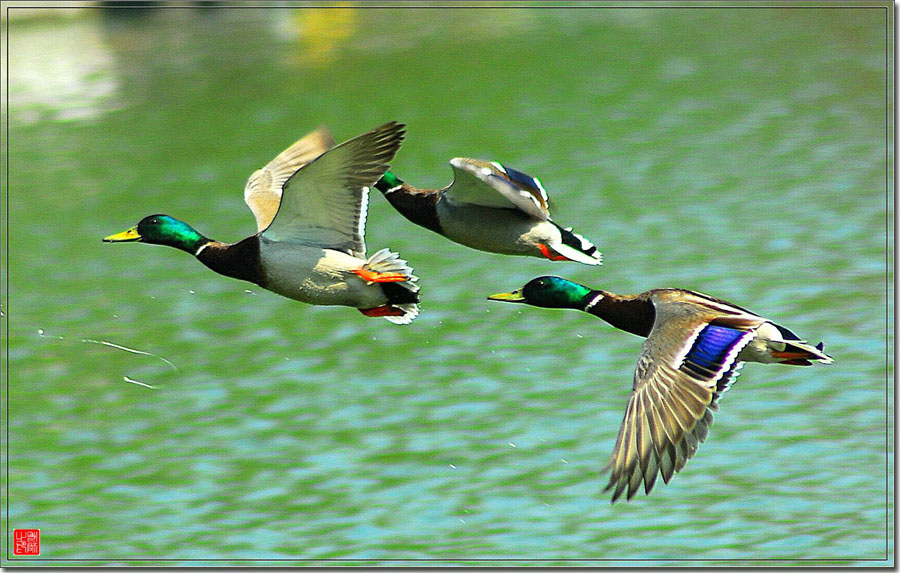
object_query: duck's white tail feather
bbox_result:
[364,248,420,324]
[554,224,602,266]
[383,303,419,325]
[748,323,835,365]
[782,340,834,364]
[364,248,419,284]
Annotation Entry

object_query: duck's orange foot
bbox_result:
[770,350,813,366]
[538,243,568,261]
[353,267,409,285]
[359,305,405,318]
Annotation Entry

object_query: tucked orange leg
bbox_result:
[771,350,814,365]
[538,243,568,261]
[359,305,405,318]
[353,267,408,284]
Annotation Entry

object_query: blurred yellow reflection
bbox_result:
[291,3,358,68]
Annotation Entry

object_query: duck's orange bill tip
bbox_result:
[487,290,525,303]
[103,227,141,242]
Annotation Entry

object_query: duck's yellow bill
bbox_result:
[103,227,141,242]
[487,290,526,302]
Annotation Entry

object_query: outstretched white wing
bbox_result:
[261,122,405,258]
[244,126,335,233]
[446,157,550,220]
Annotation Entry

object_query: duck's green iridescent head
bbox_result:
[488,276,594,309]
[103,214,207,254]
[374,170,404,193]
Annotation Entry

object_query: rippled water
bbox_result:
[3,5,892,566]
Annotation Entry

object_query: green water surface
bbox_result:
[2,4,893,566]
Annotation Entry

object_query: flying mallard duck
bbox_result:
[104,122,420,324]
[488,276,834,502]
[373,159,602,265]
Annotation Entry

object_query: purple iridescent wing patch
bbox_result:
[502,165,542,194]
[681,324,751,385]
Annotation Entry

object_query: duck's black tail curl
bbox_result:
[552,223,603,265]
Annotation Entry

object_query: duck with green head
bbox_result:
[489,276,833,502]
[373,157,602,265]
[104,122,420,324]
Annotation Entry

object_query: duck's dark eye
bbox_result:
[149,219,159,225]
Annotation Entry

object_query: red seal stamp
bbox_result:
[13,529,40,556]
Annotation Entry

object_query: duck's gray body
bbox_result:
[257,240,393,308]
[487,276,834,503]
[105,122,420,324]
[434,199,566,257]
[376,158,602,264]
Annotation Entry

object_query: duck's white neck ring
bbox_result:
[583,292,604,313]
[194,243,210,257]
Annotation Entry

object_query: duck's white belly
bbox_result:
[259,242,386,308]
[437,201,556,257]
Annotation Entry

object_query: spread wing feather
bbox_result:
[244,126,336,232]
[603,319,756,502]
[446,158,551,220]
[261,122,405,257]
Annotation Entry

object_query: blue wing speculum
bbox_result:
[681,324,753,384]
[502,165,544,192]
